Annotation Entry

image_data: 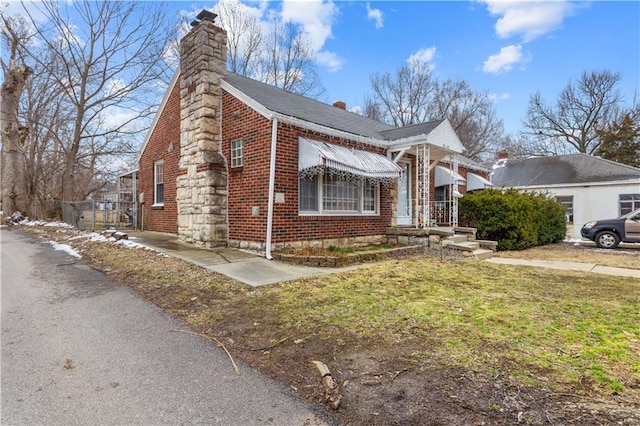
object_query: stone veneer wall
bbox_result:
[176,21,228,248]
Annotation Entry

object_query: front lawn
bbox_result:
[24,225,640,425]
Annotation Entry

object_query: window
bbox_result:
[556,195,574,222]
[231,139,243,167]
[299,174,379,214]
[619,194,640,216]
[154,161,164,205]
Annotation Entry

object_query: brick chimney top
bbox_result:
[498,150,509,160]
[333,100,346,110]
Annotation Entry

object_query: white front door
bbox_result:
[397,162,412,225]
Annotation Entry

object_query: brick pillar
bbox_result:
[176,19,228,248]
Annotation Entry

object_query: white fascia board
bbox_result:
[137,70,180,163]
[221,80,273,120]
[271,112,388,147]
[386,120,464,154]
[503,179,640,190]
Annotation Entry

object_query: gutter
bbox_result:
[265,117,278,260]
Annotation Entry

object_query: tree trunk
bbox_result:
[1,61,33,217]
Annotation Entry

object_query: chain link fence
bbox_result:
[59,200,137,231]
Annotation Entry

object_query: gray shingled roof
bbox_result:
[378,120,444,141]
[224,73,394,140]
[491,153,640,186]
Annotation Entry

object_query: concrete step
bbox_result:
[476,240,498,251]
[472,248,494,260]
[448,234,469,244]
[450,241,481,251]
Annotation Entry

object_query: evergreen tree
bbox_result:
[597,114,640,168]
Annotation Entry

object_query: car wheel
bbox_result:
[595,231,620,249]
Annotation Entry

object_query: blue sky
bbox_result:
[183,0,639,136]
[6,0,639,137]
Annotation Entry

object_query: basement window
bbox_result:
[231,139,244,167]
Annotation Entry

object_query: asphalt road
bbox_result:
[1,228,332,425]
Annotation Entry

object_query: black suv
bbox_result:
[581,208,640,249]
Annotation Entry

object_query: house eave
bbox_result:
[496,178,640,190]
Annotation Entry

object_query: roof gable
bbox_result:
[491,153,640,187]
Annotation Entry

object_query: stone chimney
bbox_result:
[333,100,346,110]
[176,12,228,248]
[498,150,509,160]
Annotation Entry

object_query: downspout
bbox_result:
[265,117,278,260]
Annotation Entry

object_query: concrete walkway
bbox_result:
[486,257,640,278]
[128,231,639,285]
[127,231,361,287]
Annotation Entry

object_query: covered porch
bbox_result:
[384,119,466,228]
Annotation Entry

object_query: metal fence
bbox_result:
[59,200,137,231]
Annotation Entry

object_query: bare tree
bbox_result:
[1,14,32,216]
[366,61,503,160]
[522,70,628,155]
[368,59,435,127]
[207,2,324,98]
[214,0,262,76]
[258,19,325,98]
[21,0,176,203]
[432,79,504,160]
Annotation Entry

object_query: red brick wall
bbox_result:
[137,82,180,233]
[221,92,394,245]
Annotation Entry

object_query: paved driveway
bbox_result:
[1,228,332,425]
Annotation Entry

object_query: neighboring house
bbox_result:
[137,14,491,255]
[490,152,640,239]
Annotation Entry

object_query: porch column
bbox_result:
[415,144,431,228]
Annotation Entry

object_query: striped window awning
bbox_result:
[467,172,493,191]
[299,138,402,181]
[434,165,466,187]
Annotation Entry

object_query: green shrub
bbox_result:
[459,188,567,251]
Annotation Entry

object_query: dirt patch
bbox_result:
[497,241,640,270]
[19,226,640,425]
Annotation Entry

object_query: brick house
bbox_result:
[136,14,491,257]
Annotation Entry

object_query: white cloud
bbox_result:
[316,51,343,72]
[407,47,437,67]
[366,3,383,29]
[281,0,338,52]
[482,0,577,42]
[488,92,510,102]
[483,44,528,74]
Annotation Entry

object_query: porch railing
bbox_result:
[400,200,459,227]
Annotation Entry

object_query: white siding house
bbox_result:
[490,154,640,240]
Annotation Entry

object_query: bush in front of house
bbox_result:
[459,188,567,251]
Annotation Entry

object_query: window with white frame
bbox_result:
[154,161,164,205]
[555,195,574,222]
[619,193,640,216]
[231,139,243,167]
[299,174,378,215]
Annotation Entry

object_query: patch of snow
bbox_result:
[115,239,147,250]
[21,219,73,228]
[492,159,507,169]
[49,241,81,258]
